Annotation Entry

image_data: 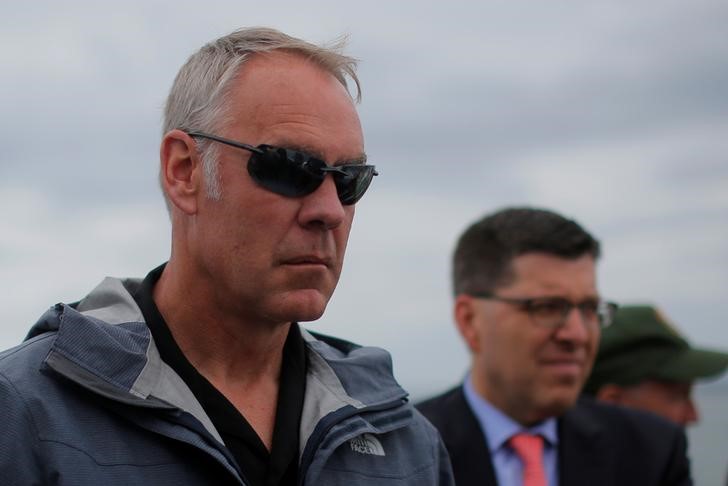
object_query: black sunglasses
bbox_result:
[186,131,377,205]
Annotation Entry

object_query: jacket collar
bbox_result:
[27,276,411,453]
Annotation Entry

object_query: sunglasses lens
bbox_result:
[248,145,376,204]
[334,166,376,205]
[248,147,323,197]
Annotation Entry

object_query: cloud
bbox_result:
[1,0,727,399]
[0,184,169,346]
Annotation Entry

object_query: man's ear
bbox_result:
[595,384,625,404]
[454,294,481,353]
[160,129,203,215]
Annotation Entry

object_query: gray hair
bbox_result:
[161,26,361,204]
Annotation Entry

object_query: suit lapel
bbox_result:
[558,399,612,486]
[438,388,499,486]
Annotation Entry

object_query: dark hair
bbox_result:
[452,207,601,296]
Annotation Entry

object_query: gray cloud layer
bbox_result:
[2,7,727,478]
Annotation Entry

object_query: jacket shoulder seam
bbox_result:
[0,369,44,442]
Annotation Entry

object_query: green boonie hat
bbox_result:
[583,304,728,395]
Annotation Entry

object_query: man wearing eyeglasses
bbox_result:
[417,207,691,486]
[0,28,452,485]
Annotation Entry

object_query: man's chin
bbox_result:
[293,307,327,323]
[278,289,331,323]
[526,383,581,418]
[543,390,581,416]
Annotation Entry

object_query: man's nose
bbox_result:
[297,175,346,230]
[555,306,591,344]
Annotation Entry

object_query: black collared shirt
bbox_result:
[132,264,306,486]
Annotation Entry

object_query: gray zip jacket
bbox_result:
[0,277,454,485]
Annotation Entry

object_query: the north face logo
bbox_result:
[349,433,385,456]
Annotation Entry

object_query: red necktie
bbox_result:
[509,433,547,486]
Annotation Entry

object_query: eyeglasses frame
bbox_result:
[468,292,618,329]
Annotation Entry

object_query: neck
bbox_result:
[154,253,296,450]
[153,258,290,388]
[470,367,547,427]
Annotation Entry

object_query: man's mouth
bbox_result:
[282,255,332,267]
[540,359,585,376]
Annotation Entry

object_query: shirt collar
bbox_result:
[463,372,558,452]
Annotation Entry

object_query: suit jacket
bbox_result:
[417,386,691,486]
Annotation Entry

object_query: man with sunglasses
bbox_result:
[417,207,691,485]
[0,28,452,485]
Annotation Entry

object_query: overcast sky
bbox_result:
[2,0,727,401]
[2,1,727,481]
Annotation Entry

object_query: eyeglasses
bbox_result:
[186,131,378,205]
[469,293,618,329]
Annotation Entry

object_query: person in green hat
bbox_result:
[583,304,728,426]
